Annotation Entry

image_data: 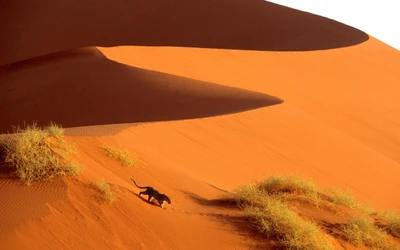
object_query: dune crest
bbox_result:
[0,47,282,133]
[0,0,369,65]
[1,0,400,249]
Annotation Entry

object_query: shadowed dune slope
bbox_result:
[0,0,368,65]
[0,47,282,133]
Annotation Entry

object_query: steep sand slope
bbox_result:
[1,0,400,249]
[2,40,400,249]
[95,39,400,209]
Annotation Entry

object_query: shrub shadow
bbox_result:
[184,191,238,208]
[183,191,277,249]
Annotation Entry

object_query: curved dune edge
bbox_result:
[1,37,400,249]
[2,36,400,249]
[0,3,400,248]
[0,0,369,65]
[0,47,282,133]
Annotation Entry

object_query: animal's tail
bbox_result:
[130,178,147,189]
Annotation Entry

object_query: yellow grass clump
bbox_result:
[101,145,136,167]
[44,122,65,137]
[98,180,117,204]
[377,211,400,238]
[235,175,400,250]
[235,184,334,250]
[254,175,372,212]
[0,123,81,185]
[257,175,321,206]
[342,216,398,250]
[257,175,319,196]
[323,188,373,214]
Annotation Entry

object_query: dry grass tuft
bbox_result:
[257,175,321,206]
[97,180,117,204]
[0,123,81,185]
[257,175,319,195]
[235,182,334,250]
[323,188,374,214]
[235,175,400,250]
[377,211,400,238]
[342,216,397,249]
[101,145,136,167]
[44,122,65,138]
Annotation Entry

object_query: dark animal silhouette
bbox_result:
[131,178,171,208]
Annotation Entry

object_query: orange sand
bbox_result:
[1,0,400,249]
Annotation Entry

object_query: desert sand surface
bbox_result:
[1,0,400,249]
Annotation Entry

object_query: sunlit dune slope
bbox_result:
[2,40,400,248]
[1,0,400,249]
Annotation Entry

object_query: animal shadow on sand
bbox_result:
[134,192,163,208]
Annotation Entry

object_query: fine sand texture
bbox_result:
[1,0,400,249]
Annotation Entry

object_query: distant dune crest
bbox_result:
[0,0,368,65]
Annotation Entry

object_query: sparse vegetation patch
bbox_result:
[97,180,117,204]
[0,123,81,185]
[377,211,400,238]
[257,175,319,196]
[235,183,334,250]
[44,122,65,138]
[257,175,321,206]
[324,188,357,208]
[342,216,396,249]
[234,175,400,250]
[101,145,136,167]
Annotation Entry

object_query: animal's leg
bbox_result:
[160,201,165,208]
[148,194,153,202]
[139,190,149,198]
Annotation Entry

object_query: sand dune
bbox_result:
[0,0,368,65]
[0,176,67,235]
[0,47,281,133]
[1,0,400,249]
